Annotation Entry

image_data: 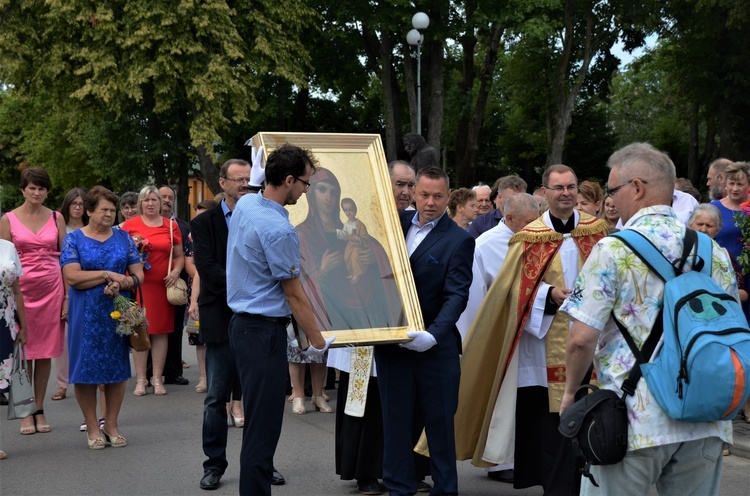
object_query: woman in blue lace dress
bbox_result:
[60,187,143,450]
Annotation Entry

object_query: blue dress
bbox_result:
[710,200,744,260]
[60,229,140,384]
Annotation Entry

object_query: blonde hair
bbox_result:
[137,185,162,215]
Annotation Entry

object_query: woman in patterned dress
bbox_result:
[0,238,29,458]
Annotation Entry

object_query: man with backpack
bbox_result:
[560,143,741,494]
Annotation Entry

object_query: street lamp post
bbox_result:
[407,12,429,135]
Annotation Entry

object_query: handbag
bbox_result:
[558,313,662,487]
[166,219,188,306]
[7,343,36,420]
[128,286,151,352]
[558,385,628,486]
[184,318,200,335]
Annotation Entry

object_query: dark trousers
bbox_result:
[202,340,237,475]
[229,313,288,496]
[146,304,185,380]
[514,386,581,495]
[375,349,460,496]
[165,303,186,379]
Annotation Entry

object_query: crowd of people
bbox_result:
[0,143,748,496]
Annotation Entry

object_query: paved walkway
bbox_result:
[731,414,750,459]
[1,341,749,495]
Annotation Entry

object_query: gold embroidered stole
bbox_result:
[344,346,373,417]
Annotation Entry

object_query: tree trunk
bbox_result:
[456,22,503,188]
[718,99,736,159]
[291,86,310,131]
[427,38,444,154]
[687,104,700,185]
[197,145,220,194]
[404,43,418,134]
[379,31,398,161]
[548,2,594,166]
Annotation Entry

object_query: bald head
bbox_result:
[707,158,732,200]
[503,193,541,233]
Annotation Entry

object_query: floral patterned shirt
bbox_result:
[561,206,734,450]
[0,239,23,388]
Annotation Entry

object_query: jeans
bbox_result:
[582,437,724,496]
[202,340,236,475]
[229,313,288,496]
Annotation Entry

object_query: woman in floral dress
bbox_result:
[0,238,29,459]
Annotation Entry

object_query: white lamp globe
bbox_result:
[406,29,422,46]
[412,12,430,30]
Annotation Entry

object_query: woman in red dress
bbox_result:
[122,186,184,396]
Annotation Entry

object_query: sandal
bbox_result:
[0,449,7,460]
[133,378,148,397]
[102,428,127,448]
[20,415,36,435]
[152,377,167,396]
[51,387,67,400]
[87,435,106,450]
[33,410,51,433]
[195,378,207,393]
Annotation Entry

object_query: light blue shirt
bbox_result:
[221,199,232,228]
[226,193,300,317]
[405,211,443,256]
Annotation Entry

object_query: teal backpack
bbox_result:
[611,228,750,422]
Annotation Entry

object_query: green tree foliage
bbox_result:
[0,0,317,215]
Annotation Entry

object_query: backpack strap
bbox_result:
[611,228,712,281]
[613,314,662,397]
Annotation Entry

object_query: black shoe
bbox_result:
[357,479,386,495]
[271,467,285,486]
[416,480,431,492]
[164,376,189,385]
[200,470,222,490]
[487,469,514,483]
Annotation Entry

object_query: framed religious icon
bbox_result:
[247,132,423,346]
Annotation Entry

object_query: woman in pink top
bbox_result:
[0,167,67,435]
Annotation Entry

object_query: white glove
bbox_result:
[400,331,437,352]
[249,144,266,188]
[301,336,336,358]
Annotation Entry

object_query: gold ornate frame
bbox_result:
[248,132,423,346]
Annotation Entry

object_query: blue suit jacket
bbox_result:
[397,211,475,359]
[466,208,503,239]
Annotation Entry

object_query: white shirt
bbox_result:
[456,221,513,340]
[672,189,698,225]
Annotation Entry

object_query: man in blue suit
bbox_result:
[375,166,475,496]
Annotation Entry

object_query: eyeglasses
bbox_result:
[71,202,84,208]
[606,179,648,196]
[547,184,578,193]
[475,199,492,203]
[294,177,311,189]
[224,177,251,184]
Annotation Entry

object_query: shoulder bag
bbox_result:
[166,219,188,306]
[7,343,36,420]
[129,285,151,352]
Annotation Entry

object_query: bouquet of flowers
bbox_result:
[110,294,149,337]
[131,234,153,270]
[733,201,750,275]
